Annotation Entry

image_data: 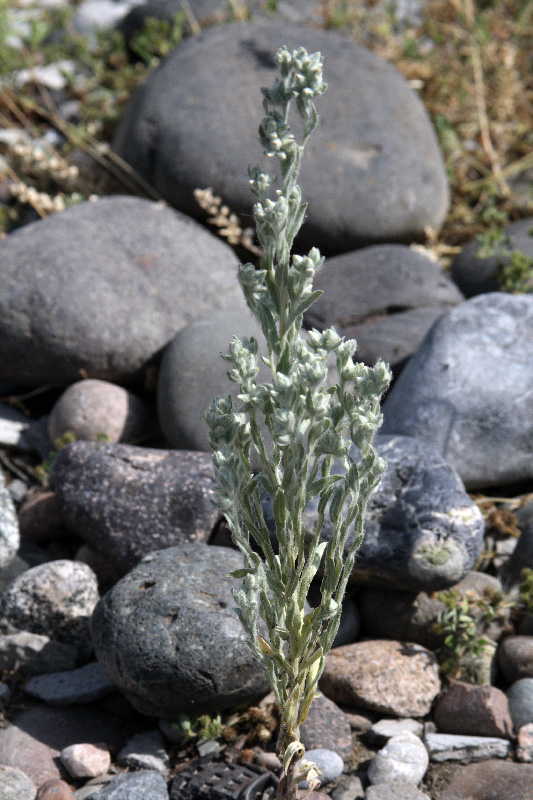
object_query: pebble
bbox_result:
[0,766,36,800]
[320,640,440,717]
[60,743,111,779]
[113,21,449,255]
[300,692,353,762]
[331,774,365,800]
[0,631,78,676]
[506,678,533,729]
[434,682,514,739]
[24,662,116,707]
[83,770,169,799]
[368,719,424,745]
[0,560,98,658]
[382,293,533,489]
[424,733,511,762]
[36,778,76,800]
[365,780,431,800]
[0,196,243,385]
[298,749,344,788]
[48,380,152,445]
[367,732,429,786]
[439,759,533,800]
[50,442,220,575]
[90,544,269,717]
[116,730,169,775]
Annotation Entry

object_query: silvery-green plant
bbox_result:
[205,46,391,800]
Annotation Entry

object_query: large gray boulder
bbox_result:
[91,544,269,717]
[113,21,449,254]
[381,293,533,489]
[0,196,243,386]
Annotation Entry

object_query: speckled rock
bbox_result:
[113,21,449,255]
[0,196,243,386]
[50,442,220,574]
[306,245,463,371]
[48,380,152,445]
[367,732,429,786]
[451,217,533,297]
[0,560,98,657]
[320,640,440,717]
[381,293,533,489]
[0,766,36,800]
[499,636,533,683]
[60,743,111,779]
[439,760,533,800]
[90,544,269,717]
[300,692,353,762]
[262,434,484,592]
[84,771,169,799]
[0,475,19,569]
[434,682,514,739]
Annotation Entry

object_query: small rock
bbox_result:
[0,560,98,658]
[424,732,511,762]
[300,692,353,762]
[434,682,514,739]
[320,640,440,717]
[117,731,169,775]
[331,773,365,800]
[37,778,76,799]
[368,732,428,786]
[73,0,132,33]
[0,476,19,569]
[0,632,78,676]
[254,752,282,773]
[507,678,533,729]
[368,719,424,745]
[340,707,377,732]
[0,766,36,800]
[15,61,77,91]
[18,492,66,545]
[517,723,533,763]
[60,743,111,779]
[498,636,533,683]
[439,759,533,800]
[48,380,152,445]
[24,662,116,707]
[83,770,169,799]
[365,778,431,799]
[298,749,344,788]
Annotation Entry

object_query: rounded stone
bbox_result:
[36,778,75,800]
[48,380,152,445]
[499,636,533,683]
[367,732,429,786]
[381,293,533,489]
[299,749,344,788]
[0,195,243,386]
[113,21,449,255]
[90,544,269,717]
[0,766,36,800]
[0,560,99,655]
[507,678,533,730]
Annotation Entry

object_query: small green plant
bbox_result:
[475,226,533,293]
[519,568,533,615]
[205,47,390,800]
[35,431,77,484]
[129,13,185,66]
[174,711,225,740]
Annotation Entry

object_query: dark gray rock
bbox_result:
[0,632,78,676]
[90,544,269,717]
[306,245,463,371]
[84,771,169,800]
[50,442,220,575]
[451,217,533,297]
[24,661,116,707]
[117,730,169,775]
[158,310,267,452]
[381,293,533,489]
[507,679,533,730]
[263,434,484,592]
[499,636,533,683]
[113,21,449,255]
[0,196,243,386]
[0,560,98,657]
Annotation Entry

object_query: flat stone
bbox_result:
[434,682,514,739]
[306,244,463,371]
[24,662,116,706]
[90,544,269,717]
[369,719,424,744]
[424,733,511,762]
[381,293,533,489]
[117,730,170,775]
[50,442,220,574]
[0,632,78,676]
[439,759,533,800]
[451,217,533,297]
[83,770,169,799]
[0,196,243,386]
[113,21,449,255]
[0,766,36,800]
[320,640,440,717]
[0,560,98,657]
[367,732,429,786]
[60,743,111,779]
[300,692,353,762]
